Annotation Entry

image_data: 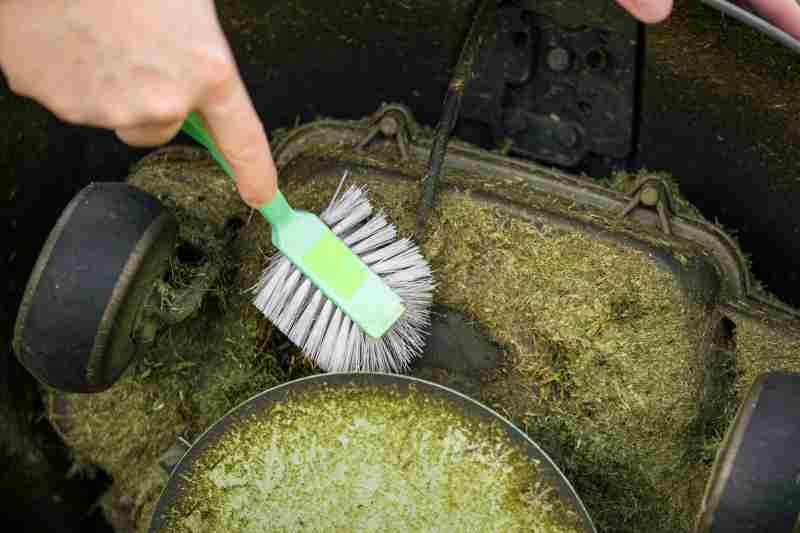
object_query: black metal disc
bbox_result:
[13,182,177,393]
[149,373,597,532]
[697,371,800,532]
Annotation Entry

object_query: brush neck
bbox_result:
[258,190,294,227]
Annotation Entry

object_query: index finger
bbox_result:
[616,0,673,23]
[198,71,278,209]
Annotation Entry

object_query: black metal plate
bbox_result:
[460,0,639,168]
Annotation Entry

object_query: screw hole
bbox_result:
[175,242,207,267]
[585,48,608,71]
[578,101,593,116]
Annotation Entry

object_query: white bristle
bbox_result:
[288,288,321,347]
[250,173,435,373]
[275,276,311,333]
[316,308,344,368]
[332,203,372,235]
[343,214,391,248]
[306,298,334,361]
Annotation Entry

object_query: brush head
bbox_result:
[260,192,406,339]
[251,175,434,372]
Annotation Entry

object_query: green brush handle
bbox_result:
[180,112,235,178]
[179,113,404,337]
[180,112,292,226]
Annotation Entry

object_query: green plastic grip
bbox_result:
[180,112,235,178]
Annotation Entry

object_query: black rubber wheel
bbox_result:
[697,371,800,532]
[13,182,177,393]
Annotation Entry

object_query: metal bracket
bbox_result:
[356,107,412,161]
[460,0,639,168]
[619,176,676,235]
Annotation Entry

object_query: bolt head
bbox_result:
[641,185,660,206]
[379,116,399,136]
[546,47,571,72]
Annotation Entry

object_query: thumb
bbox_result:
[198,72,278,209]
[616,0,673,23]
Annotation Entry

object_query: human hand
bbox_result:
[617,0,800,40]
[738,0,800,39]
[0,0,276,208]
[616,0,674,22]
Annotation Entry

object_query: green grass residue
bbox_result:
[167,384,582,533]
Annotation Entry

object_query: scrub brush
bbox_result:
[180,113,434,372]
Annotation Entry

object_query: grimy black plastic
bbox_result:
[15,183,165,392]
[707,371,800,532]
